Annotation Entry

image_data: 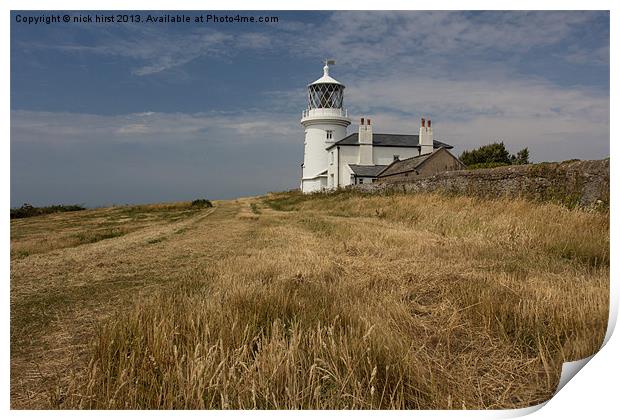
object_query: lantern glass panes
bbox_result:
[307,83,344,109]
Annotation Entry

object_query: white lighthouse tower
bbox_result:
[300,60,351,193]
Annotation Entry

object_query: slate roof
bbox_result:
[377,147,465,178]
[377,153,434,177]
[326,133,453,150]
[348,165,388,177]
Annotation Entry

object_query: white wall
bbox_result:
[301,118,349,192]
[328,146,422,188]
[301,177,327,193]
[302,123,347,179]
[358,123,373,165]
[327,146,359,187]
[358,144,373,165]
[372,147,421,165]
[419,125,434,155]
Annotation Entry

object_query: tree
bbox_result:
[460,143,531,168]
[512,148,530,165]
[459,142,512,166]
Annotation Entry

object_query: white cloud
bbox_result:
[36,25,243,76]
[288,11,604,68]
[22,11,607,77]
[346,72,609,121]
[562,45,610,66]
[116,123,150,134]
[343,71,609,161]
[11,110,300,146]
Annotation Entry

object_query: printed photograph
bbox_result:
[10,9,610,410]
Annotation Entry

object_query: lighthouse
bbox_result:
[298,61,457,190]
[300,60,351,193]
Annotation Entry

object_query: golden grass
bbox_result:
[10,191,608,409]
[10,201,203,258]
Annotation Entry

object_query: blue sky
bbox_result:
[11,10,609,207]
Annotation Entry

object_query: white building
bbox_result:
[300,62,454,193]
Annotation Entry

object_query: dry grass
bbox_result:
[10,201,203,258]
[10,191,608,409]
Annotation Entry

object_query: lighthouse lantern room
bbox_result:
[300,60,351,193]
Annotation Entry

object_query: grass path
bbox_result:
[11,201,243,408]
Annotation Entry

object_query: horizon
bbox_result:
[10,10,610,207]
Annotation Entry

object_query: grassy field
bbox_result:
[10,191,609,409]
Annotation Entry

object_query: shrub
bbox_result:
[250,203,261,214]
[191,199,213,208]
[460,142,530,167]
[460,142,511,166]
[10,203,86,219]
[512,148,530,165]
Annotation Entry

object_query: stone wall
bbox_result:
[355,159,609,208]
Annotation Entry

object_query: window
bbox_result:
[330,174,334,187]
[326,130,333,140]
[359,178,364,184]
[308,84,344,109]
[393,155,400,161]
[330,151,334,165]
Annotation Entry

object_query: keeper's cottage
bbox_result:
[300,61,461,193]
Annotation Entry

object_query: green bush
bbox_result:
[10,203,86,219]
[460,142,530,167]
[513,148,530,165]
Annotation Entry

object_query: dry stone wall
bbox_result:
[355,159,609,208]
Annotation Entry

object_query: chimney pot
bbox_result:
[421,118,425,127]
[360,117,364,125]
[428,119,431,128]
[367,118,371,125]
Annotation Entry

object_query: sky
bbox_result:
[10,10,610,207]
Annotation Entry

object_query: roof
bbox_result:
[348,165,388,177]
[326,133,453,150]
[377,153,434,177]
[377,147,464,177]
[309,74,343,86]
[309,65,344,86]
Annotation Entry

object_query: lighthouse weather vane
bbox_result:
[323,59,336,76]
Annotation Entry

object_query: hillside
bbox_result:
[10,191,609,409]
